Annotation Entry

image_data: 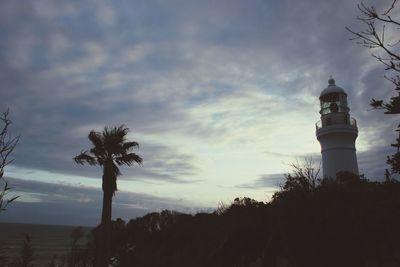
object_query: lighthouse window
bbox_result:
[321,101,341,115]
[320,93,346,115]
[329,102,339,113]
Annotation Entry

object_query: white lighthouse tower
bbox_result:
[316,78,359,178]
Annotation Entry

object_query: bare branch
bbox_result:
[383,0,397,15]
[0,110,20,212]
[348,0,400,174]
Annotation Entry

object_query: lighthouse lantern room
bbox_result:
[316,78,359,178]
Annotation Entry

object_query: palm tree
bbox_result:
[73,125,142,267]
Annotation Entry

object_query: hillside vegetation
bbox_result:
[4,171,400,267]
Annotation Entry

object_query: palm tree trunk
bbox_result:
[95,190,112,267]
[96,167,114,267]
[99,190,113,267]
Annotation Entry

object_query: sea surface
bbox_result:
[0,222,92,265]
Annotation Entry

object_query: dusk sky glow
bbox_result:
[0,0,398,226]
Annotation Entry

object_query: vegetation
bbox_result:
[4,170,400,267]
[107,173,400,267]
[73,125,142,267]
[0,109,20,212]
[1,234,34,267]
[346,0,400,175]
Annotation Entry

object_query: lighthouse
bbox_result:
[316,78,359,178]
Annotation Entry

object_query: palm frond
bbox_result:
[103,125,128,139]
[88,130,105,153]
[115,153,143,166]
[74,125,142,179]
[114,125,128,141]
[90,147,106,162]
[122,141,139,152]
[73,151,98,165]
[88,130,103,147]
[103,125,130,155]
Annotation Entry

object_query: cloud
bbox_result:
[0,177,206,226]
[95,0,116,27]
[236,173,285,190]
[358,145,395,180]
[11,139,200,184]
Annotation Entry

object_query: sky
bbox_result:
[0,0,398,226]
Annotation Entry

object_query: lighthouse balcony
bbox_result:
[316,117,357,136]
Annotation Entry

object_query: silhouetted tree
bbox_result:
[73,125,142,267]
[0,109,20,212]
[346,0,400,175]
[273,159,321,201]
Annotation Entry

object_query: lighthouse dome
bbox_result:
[319,78,347,99]
[318,78,350,115]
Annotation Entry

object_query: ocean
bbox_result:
[0,222,92,265]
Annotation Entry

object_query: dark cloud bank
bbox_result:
[0,178,207,226]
